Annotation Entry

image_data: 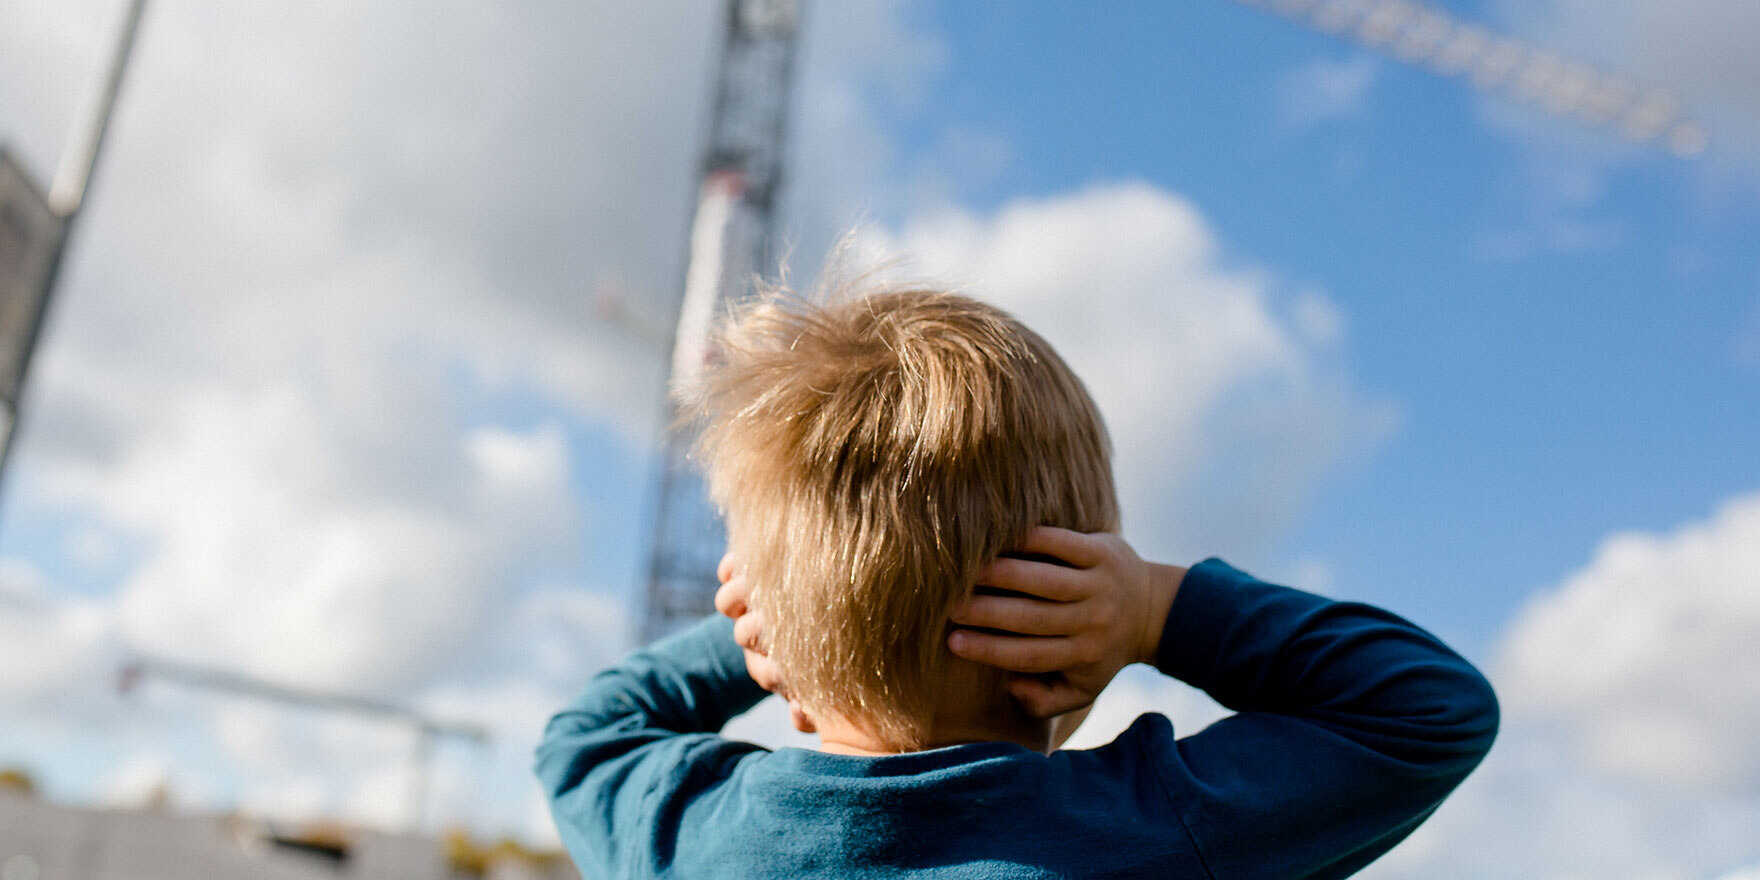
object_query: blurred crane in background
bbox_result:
[640,0,802,644]
[117,657,490,834]
[1235,0,1706,155]
[0,0,146,501]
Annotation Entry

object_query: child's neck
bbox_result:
[813,713,1055,757]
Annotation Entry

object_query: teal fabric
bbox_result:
[537,559,1498,878]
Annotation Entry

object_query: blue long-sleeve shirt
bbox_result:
[536,559,1498,878]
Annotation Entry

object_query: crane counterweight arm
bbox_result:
[1237,0,1708,157]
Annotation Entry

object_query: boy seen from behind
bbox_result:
[537,280,1498,878]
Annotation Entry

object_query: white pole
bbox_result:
[49,0,148,218]
[0,0,148,490]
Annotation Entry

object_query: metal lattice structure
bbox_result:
[641,0,802,645]
[1235,0,1708,156]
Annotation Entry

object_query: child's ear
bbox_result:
[787,698,817,733]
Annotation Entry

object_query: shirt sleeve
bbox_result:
[533,614,769,874]
[1149,559,1500,880]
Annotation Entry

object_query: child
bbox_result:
[537,281,1498,878]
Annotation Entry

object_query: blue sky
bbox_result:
[1,1,1758,877]
[864,2,1760,655]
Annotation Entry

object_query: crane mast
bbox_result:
[641,0,802,645]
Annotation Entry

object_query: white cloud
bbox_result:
[1,0,701,713]
[780,0,956,275]
[1498,490,1760,792]
[1359,490,1760,879]
[879,183,1394,565]
[499,588,630,700]
[52,584,637,836]
[0,560,116,717]
[1275,55,1379,131]
[1361,726,1760,880]
[183,701,412,828]
[63,525,121,569]
[98,752,175,809]
[1059,665,1231,751]
[0,0,946,843]
[93,409,583,697]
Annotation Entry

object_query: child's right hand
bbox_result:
[715,552,816,733]
[947,528,1185,719]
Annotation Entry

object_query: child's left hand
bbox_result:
[947,528,1181,719]
[715,553,816,733]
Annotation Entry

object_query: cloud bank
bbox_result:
[882,183,1394,566]
[1364,490,1760,879]
[0,0,943,837]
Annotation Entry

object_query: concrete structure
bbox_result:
[0,793,578,880]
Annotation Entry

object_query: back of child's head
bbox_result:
[688,276,1118,750]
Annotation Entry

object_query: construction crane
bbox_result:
[117,656,490,834]
[640,0,803,645]
[0,0,147,499]
[1234,0,1707,156]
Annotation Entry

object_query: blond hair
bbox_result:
[687,279,1118,750]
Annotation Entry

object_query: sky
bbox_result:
[1,1,1758,877]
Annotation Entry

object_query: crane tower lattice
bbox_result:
[641,0,802,645]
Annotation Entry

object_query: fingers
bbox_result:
[714,554,749,619]
[713,577,747,618]
[1013,526,1108,569]
[977,557,1091,602]
[946,629,1078,674]
[952,593,1084,636]
[1008,675,1095,720]
[733,610,764,652]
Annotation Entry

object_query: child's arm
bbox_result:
[952,529,1499,880]
[537,553,781,791]
[533,607,768,872]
